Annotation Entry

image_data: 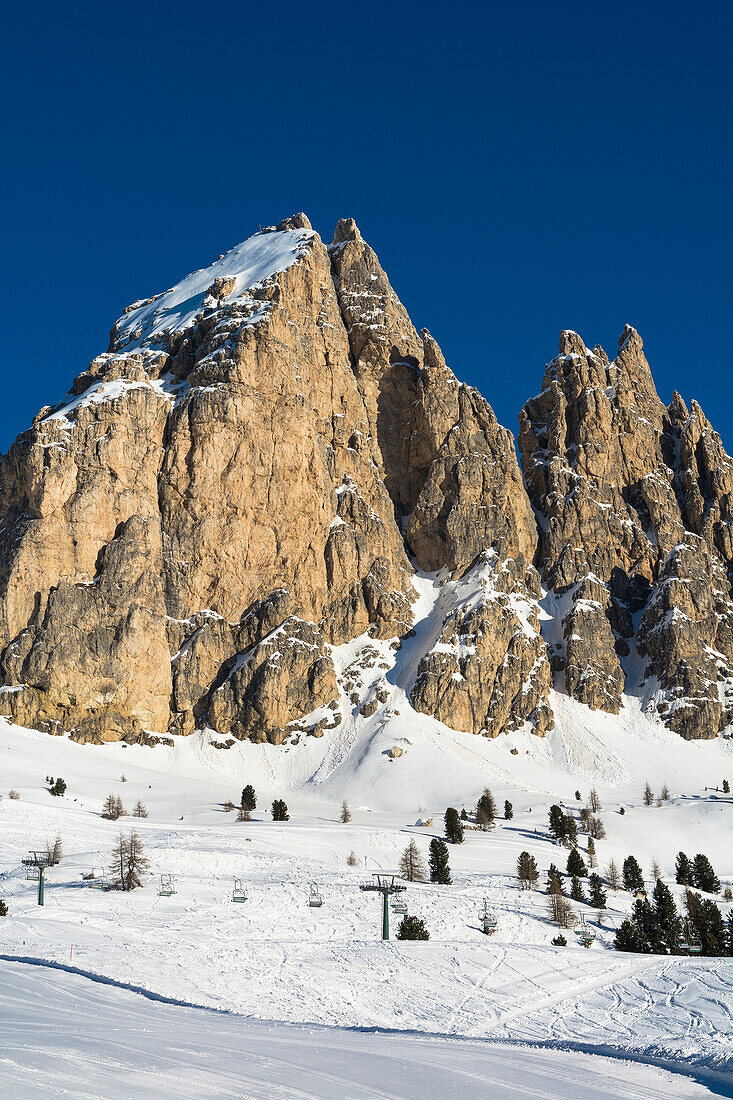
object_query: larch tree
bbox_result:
[399,839,427,882]
[110,830,149,892]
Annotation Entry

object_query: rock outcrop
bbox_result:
[0,220,730,745]
[519,327,733,737]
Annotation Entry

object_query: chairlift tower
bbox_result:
[21,851,51,906]
[359,871,406,940]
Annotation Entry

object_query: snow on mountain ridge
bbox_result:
[110,223,314,352]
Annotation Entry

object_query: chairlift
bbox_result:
[391,893,408,914]
[89,872,109,890]
[232,878,247,903]
[679,920,701,955]
[575,918,595,948]
[478,898,497,935]
[158,874,176,897]
[26,865,40,882]
[308,882,323,908]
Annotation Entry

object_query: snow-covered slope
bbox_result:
[111,224,314,351]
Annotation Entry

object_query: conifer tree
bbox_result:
[444,807,464,844]
[691,898,726,956]
[586,837,597,868]
[347,851,358,867]
[564,815,578,847]
[429,838,452,884]
[546,864,564,895]
[605,858,621,891]
[517,851,539,890]
[460,807,468,820]
[399,839,427,882]
[241,785,257,811]
[622,855,645,893]
[109,830,149,891]
[0,899,8,916]
[575,790,582,801]
[588,789,601,813]
[614,918,642,952]
[651,859,662,882]
[588,873,606,909]
[548,805,565,840]
[548,892,574,928]
[660,783,670,801]
[340,799,351,823]
[396,914,430,940]
[722,779,730,794]
[132,800,148,818]
[567,848,586,878]
[570,875,585,902]
[504,800,513,820]
[643,782,654,806]
[675,851,692,885]
[650,880,682,954]
[691,853,720,894]
[588,815,606,839]
[271,799,289,821]
[476,789,496,828]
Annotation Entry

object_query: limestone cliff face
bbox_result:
[519,327,733,738]
[0,219,730,746]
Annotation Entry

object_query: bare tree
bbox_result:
[548,892,575,928]
[660,783,670,801]
[588,788,602,813]
[340,799,351,824]
[605,858,621,891]
[651,859,662,882]
[109,830,149,891]
[588,815,606,840]
[399,839,427,881]
[102,794,119,819]
[347,851,358,867]
[237,806,251,822]
[587,837,597,868]
[8,789,19,799]
[643,782,654,807]
[45,833,63,865]
[132,800,148,818]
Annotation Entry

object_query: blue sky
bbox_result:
[2,1,730,452]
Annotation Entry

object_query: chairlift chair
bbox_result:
[391,894,408,915]
[26,865,40,882]
[679,920,701,955]
[232,878,247,903]
[575,918,595,948]
[308,882,323,908]
[158,874,176,897]
[478,898,497,934]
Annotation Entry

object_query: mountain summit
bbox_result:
[0,216,731,745]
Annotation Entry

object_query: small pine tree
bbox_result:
[651,859,662,882]
[50,777,66,797]
[564,815,578,847]
[551,933,567,946]
[460,807,468,820]
[347,850,358,867]
[546,863,564,895]
[271,799,289,821]
[619,806,625,815]
[120,774,127,783]
[109,830,149,891]
[660,783,670,801]
[115,796,126,818]
[0,899,7,916]
[548,804,565,840]
[723,885,732,902]
[675,851,692,885]
[615,918,642,952]
[650,880,682,954]
[340,799,351,823]
[102,794,119,820]
[588,788,601,813]
[429,838,452,884]
[643,782,654,807]
[504,800,513,820]
[517,851,539,890]
[132,800,148,818]
[570,875,585,902]
[691,853,721,894]
[575,790,582,801]
[622,855,645,893]
[9,789,20,799]
[587,837,597,868]
[241,785,257,811]
[605,858,621,891]
[444,807,464,844]
[722,779,730,794]
[399,839,427,882]
[588,872,606,909]
[476,789,496,829]
[396,914,430,940]
[567,848,586,877]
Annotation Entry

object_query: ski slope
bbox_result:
[0,717,731,1096]
[1,958,723,1100]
